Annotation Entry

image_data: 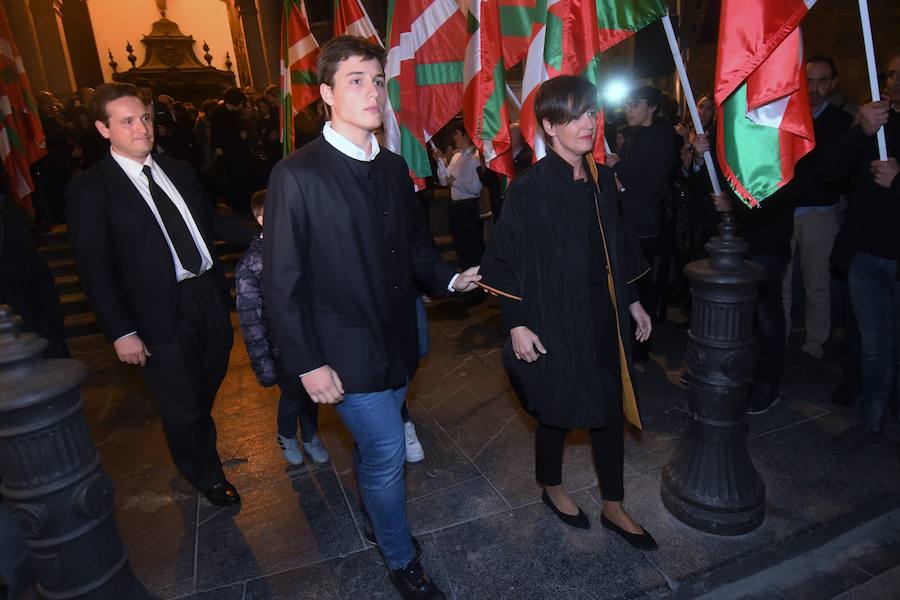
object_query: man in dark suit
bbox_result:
[66,83,251,506]
[264,37,480,600]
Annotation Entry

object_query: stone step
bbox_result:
[53,273,82,295]
[48,257,77,277]
[31,224,68,247]
[38,243,72,263]
[64,312,99,339]
[59,291,90,316]
[670,501,900,600]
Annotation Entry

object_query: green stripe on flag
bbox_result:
[291,70,317,86]
[544,11,563,72]
[596,0,667,32]
[388,78,401,113]
[499,1,547,36]
[722,83,782,202]
[415,61,464,86]
[399,124,431,177]
[481,62,507,140]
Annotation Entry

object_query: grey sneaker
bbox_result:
[404,421,425,463]
[302,434,331,464]
[277,434,304,465]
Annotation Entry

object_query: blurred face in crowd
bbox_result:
[96,95,154,163]
[452,128,471,151]
[806,61,836,107]
[697,96,715,129]
[886,55,900,103]
[320,54,385,144]
[543,109,597,164]
[624,97,655,127]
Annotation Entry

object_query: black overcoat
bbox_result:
[263,137,456,391]
[479,150,649,429]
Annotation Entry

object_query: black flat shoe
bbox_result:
[541,489,590,529]
[389,557,446,599]
[600,512,658,551]
[204,480,241,506]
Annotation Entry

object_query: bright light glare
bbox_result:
[604,80,629,104]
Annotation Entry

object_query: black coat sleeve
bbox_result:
[480,179,526,331]
[407,175,456,295]
[65,179,136,342]
[263,161,324,378]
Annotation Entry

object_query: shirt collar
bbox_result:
[812,101,829,119]
[323,121,380,162]
[110,148,154,178]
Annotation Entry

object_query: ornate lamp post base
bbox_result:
[661,213,767,536]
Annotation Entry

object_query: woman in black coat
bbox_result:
[479,76,657,550]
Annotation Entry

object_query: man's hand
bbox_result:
[510,326,547,362]
[629,302,652,343]
[452,266,482,292]
[431,146,444,161]
[871,158,900,189]
[858,100,890,136]
[301,365,345,404]
[113,334,151,367]
[692,133,711,160]
[605,152,620,168]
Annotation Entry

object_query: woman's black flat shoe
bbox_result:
[541,490,590,529]
[600,513,658,551]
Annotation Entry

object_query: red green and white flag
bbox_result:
[280,0,320,155]
[334,0,383,47]
[384,0,467,188]
[0,2,45,212]
[715,0,817,207]
[595,0,667,53]
[463,0,514,178]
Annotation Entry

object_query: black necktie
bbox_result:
[142,165,202,275]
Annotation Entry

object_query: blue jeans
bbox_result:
[335,386,413,569]
[848,252,900,432]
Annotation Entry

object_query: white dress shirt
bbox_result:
[110,149,213,281]
[437,146,483,200]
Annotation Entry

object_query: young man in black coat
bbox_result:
[66,83,253,507]
[263,37,480,600]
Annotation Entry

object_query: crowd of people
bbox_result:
[2,30,899,600]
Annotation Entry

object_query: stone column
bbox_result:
[236,0,269,89]
[256,0,281,85]
[4,0,48,91]
[27,0,75,96]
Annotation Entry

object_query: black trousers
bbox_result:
[448,197,484,269]
[535,423,625,501]
[142,271,233,490]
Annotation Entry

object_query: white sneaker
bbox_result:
[404,421,425,463]
[302,434,331,464]
[277,434,304,465]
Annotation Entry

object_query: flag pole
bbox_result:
[857,0,888,161]
[661,13,722,195]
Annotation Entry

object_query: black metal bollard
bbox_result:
[661,213,768,535]
[0,305,150,599]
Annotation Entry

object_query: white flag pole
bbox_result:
[661,13,722,195]
[857,0,888,161]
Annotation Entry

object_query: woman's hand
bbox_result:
[629,302,652,343]
[510,326,547,362]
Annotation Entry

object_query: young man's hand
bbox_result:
[301,365,345,404]
[452,266,482,292]
[113,334,151,367]
[871,158,899,189]
[858,100,890,136]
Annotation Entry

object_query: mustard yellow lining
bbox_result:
[475,281,523,301]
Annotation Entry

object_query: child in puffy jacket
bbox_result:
[235,189,330,466]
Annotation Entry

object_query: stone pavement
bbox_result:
[62,293,900,599]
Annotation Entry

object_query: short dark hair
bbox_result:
[91,83,145,124]
[449,120,469,139]
[134,78,153,91]
[534,75,598,131]
[807,55,838,79]
[317,35,386,87]
[223,87,247,107]
[250,189,266,219]
[627,84,662,110]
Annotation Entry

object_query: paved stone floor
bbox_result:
[65,294,900,599]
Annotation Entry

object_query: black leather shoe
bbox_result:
[204,480,241,506]
[541,489,590,529]
[600,513,658,551]
[389,558,445,600]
